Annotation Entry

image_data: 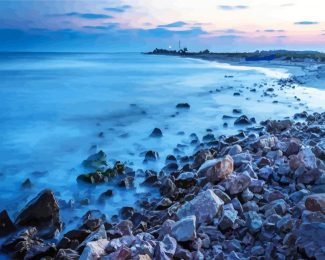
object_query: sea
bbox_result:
[0,52,324,237]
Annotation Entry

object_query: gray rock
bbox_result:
[219,204,238,230]
[245,211,262,233]
[171,215,196,242]
[176,189,224,224]
[154,234,177,259]
[226,171,251,195]
[79,239,109,260]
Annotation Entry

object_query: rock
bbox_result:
[205,155,234,183]
[116,220,133,236]
[245,211,262,233]
[192,149,213,169]
[24,243,57,259]
[219,204,238,230]
[160,178,176,198]
[233,109,242,114]
[314,140,325,160]
[22,178,32,189]
[82,150,107,169]
[155,234,177,259]
[226,171,251,195]
[0,210,16,237]
[297,147,317,169]
[305,194,325,213]
[104,245,132,260]
[284,139,301,156]
[79,239,109,260]
[150,128,163,138]
[176,103,190,109]
[289,189,310,204]
[176,189,224,224]
[296,168,322,184]
[276,215,293,233]
[156,198,173,210]
[81,210,106,231]
[166,155,177,164]
[228,145,242,156]
[144,150,159,162]
[296,223,325,259]
[171,215,196,242]
[120,207,134,219]
[55,249,80,260]
[249,179,265,193]
[118,176,134,188]
[234,115,251,125]
[15,189,61,238]
[265,119,292,133]
[175,172,197,188]
[213,189,231,203]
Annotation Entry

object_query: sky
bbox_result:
[0,0,325,52]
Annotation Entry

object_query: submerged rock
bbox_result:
[176,103,190,109]
[82,150,107,169]
[150,128,163,138]
[234,115,251,125]
[15,189,61,238]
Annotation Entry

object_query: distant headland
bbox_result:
[145,48,325,63]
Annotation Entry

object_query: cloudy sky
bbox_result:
[0,0,324,52]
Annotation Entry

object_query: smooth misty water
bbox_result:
[0,53,324,234]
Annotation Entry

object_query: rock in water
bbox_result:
[176,189,224,224]
[176,103,190,109]
[15,189,61,238]
[234,115,251,125]
[0,210,16,237]
[82,150,107,169]
[171,215,197,242]
[205,155,234,183]
[150,128,163,138]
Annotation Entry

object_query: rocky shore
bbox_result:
[1,106,325,259]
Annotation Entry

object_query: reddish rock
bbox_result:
[205,155,234,183]
[305,194,325,213]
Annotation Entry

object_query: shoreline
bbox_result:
[0,55,325,259]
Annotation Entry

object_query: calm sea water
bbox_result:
[0,52,324,232]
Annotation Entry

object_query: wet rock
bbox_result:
[192,149,214,169]
[81,210,106,231]
[22,178,32,189]
[160,178,176,198]
[150,128,163,138]
[0,210,16,237]
[118,176,134,188]
[82,150,107,169]
[144,150,159,162]
[225,171,251,195]
[305,194,325,213]
[314,140,325,160]
[245,211,262,233]
[120,207,134,220]
[219,204,238,230]
[116,220,133,236]
[176,103,190,109]
[55,249,80,260]
[15,189,61,238]
[79,239,109,259]
[175,171,197,188]
[265,119,292,134]
[165,154,177,164]
[171,215,196,242]
[233,109,242,114]
[176,189,224,224]
[234,115,251,125]
[154,234,177,258]
[156,198,173,210]
[205,155,234,184]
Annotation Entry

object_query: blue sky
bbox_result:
[0,0,324,52]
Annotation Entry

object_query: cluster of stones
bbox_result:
[0,111,325,259]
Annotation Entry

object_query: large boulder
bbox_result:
[171,215,196,242]
[15,189,61,238]
[176,189,224,224]
[205,155,234,183]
